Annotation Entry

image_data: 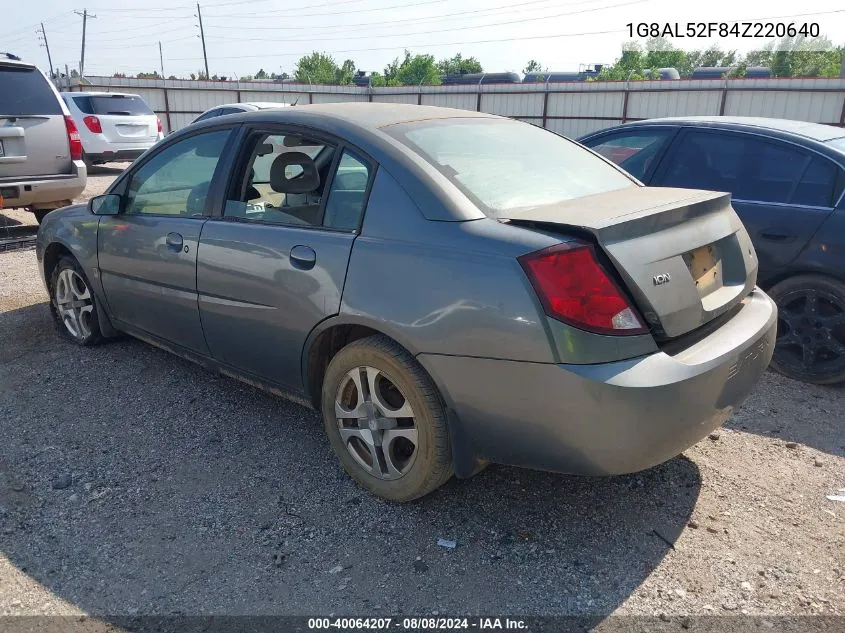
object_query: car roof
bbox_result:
[0,57,37,70]
[629,116,845,143]
[61,91,141,98]
[244,102,291,109]
[242,102,496,128]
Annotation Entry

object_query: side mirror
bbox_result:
[88,194,121,216]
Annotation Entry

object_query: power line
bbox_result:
[206,0,449,19]
[204,0,566,33]
[206,0,645,44]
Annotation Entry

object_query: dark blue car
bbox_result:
[580,117,845,385]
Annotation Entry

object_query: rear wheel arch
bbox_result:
[303,318,421,410]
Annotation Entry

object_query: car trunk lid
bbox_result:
[502,187,758,339]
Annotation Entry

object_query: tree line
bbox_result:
[114,36,843,84]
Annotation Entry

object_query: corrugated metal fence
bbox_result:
[70,76,845,136]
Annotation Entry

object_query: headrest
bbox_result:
[270,152,320,194]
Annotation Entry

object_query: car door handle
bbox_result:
[165,232,184,249]
[290,245,316,270]
[759,231,794,242]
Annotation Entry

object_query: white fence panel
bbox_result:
[482,92,544,117]
[311,93,369,104]
[546,91,623,118]
[239,90,307,105]
[420,92,477,110]
[546,118,623,139]
[372,93,419,104]
[627,89,722,119]
[725,90,843,124]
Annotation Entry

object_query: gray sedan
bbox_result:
[36,104,776,501]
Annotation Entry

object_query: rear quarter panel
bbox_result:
[338,168,560,362]
[781,206,845,285]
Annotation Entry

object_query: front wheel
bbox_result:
[768,274,845,385]
[321,335,453,502]
[49,256,104,346]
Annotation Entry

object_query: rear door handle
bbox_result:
[165,232,184,249]
[759,231,794,242]
[290,245,316,270]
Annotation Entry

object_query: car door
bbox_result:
[653,129,841,281]
[580,127,678,182]
[97,126,235,355]
[196,126,374,391]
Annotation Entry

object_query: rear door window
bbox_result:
[0,66,62,115]
[585,130,673,180]
[73,94,153,116]
[660,131,819,204]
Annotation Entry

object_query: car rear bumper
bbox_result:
[85,148,148,163]
[418,288,777,477]
[81,137,160,162]
[0,161,87,210]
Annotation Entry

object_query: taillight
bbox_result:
[64,115,83,161]
[518,241,647,336]
[157,117,163,134]
[82,115,102,133]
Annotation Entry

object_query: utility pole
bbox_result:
[159,41,164,78]
[73,9,96,78]
[196,3,209,79]
[37,22,54,79]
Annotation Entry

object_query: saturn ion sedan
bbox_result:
[36,104,776,501]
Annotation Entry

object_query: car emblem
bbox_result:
[652,273,671,286]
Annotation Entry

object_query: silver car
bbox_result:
[36,104,776,501]
[0,54,86,223]
[191,101,290,124]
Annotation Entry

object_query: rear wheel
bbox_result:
[768,275,845,385]
[49,256,104,346]
[321,335,453,502]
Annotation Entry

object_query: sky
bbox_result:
[2,0,845,79]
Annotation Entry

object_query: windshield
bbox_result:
[73,94,153,116]
[386,118,635,216]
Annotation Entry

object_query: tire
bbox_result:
[768,274,845,385]
[49,256,104,346]
[34,209,50,224]
[321,335,453,502]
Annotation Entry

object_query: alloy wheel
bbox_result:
[334,365,418,480]
[775,287,845,378]
[54,268,94,340]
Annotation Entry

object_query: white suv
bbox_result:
[61,91,164,166]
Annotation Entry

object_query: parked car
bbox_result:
[579,117,845,385]
[61,91,163,167]
[37,104,775,501]
[0,54,86,223]
[191,102,290,124]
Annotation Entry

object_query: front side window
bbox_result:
[125,129,231,217]
[585,130,672,181]
[225,132,334,226]
[385,118,635,217]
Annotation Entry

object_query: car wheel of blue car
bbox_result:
[321,334,453,502]
[769,274,845,385]
[49,256,104,347]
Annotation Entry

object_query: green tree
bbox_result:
[295,51,341,84]
[382,50,440,85]
[437,53,482,76]
[255,68,268,79]
[684,45,738,75]
[523,59,545,73]
[335,59,356,85]
[597,43,649,80]
[136,71,161,79]
[239,74,254,81]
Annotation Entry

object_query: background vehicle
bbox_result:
[580,117,845,385]
[61,91,163,166]
[191,102,290,124]
[0,54,86,223]
[37,104,774,502]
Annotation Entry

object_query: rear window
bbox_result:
[73,94,153,116]
[385,119,634,216]
[0,66,62,115]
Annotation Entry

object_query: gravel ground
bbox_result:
[0,167,844,622]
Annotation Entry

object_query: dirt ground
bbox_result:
[0,168,843,623]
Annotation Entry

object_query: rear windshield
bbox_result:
[385,119,635,216]
[0,65,62,115]
[73,94,153,116]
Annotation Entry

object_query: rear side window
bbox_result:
[585,130,672,181]
[792,157,840,207]
[661,131,820,204]
[73,94,153,116]
[0,66,62,115]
